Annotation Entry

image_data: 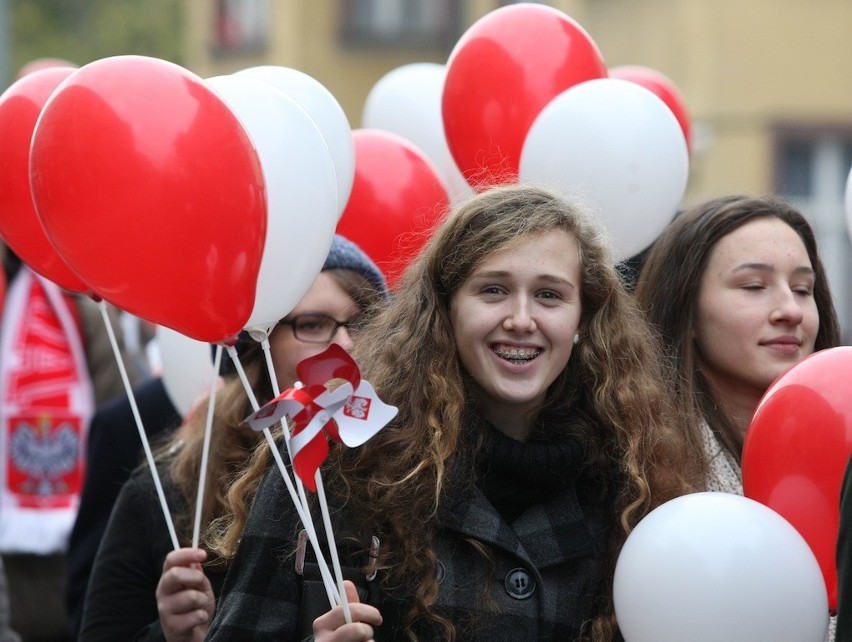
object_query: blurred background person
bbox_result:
[0,243,142,642]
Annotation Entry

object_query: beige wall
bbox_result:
[185,0,447,128]
[576,0,852,202]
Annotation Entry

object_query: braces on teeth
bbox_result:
[496,348,539,359]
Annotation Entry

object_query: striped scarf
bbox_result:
[0,267,93,553]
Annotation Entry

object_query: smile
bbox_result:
[492,346,542,364]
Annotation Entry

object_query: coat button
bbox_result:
[504,567,536,600]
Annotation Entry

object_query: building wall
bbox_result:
[574,0,852,204]
[185,0,449,127]
[185,0,852,197]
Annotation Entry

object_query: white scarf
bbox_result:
[700,419,743,495]
[0,267,94,554]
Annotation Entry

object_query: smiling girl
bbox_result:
[206,184,701,641]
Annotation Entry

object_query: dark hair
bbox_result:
[635,194,841,464]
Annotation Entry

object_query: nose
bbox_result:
[502,297,536,333]
[332,326,355,352]
[770,288,805,326]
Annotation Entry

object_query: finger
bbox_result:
[157,566,210,594]
[162,547,207,573]
[341,622,374,641]
[343,579,362,604]
[346,604,382,626]
[313,602,382,634]
[314,620,375,642]
[160,608,210,638]
[158,587,214,615]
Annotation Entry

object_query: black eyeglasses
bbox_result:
[278,313,363,344]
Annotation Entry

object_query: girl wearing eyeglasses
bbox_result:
[78,235,389,642]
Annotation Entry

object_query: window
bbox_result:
[775,126,852,343]
[213,0,270,54]
[340,0,461,50]
[778,140,814,199]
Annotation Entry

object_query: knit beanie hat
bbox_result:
[323,234,389,298]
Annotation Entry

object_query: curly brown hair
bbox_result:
[213,184,701,640]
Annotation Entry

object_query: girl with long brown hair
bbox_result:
[206,184,701,642]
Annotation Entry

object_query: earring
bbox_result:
[573,334,580,345]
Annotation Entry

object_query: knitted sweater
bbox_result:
[700,421,742,494]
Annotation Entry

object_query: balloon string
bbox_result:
[192,344,222,548]
[260,338,351,623]
[97,301,179,549]
[225,343,339,608]
[314,470,352,624]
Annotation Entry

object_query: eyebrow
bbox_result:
[732,262,815,277]
[472,269,576,286]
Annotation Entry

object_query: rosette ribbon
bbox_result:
[245,344,397,490]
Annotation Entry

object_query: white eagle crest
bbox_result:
[10,420,79,495]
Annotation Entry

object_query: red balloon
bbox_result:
[29,55,267,343]
[743,347,852,610]
[0,67,90,292]
[336,130,450,290]
[16,57,78,80]
[442,4,606,189]
[609,65,692,152]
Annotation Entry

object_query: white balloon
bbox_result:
[236,65,355,217]
[362,62,473,205]
[206,74,338,337]
[614,492,828,642]
[519,78,689,261]
[156,325,215,419]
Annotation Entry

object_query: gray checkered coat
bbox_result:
[206,456,608,641]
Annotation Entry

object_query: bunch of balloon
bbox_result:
[743,346,852,612]
[609,65,693,153]
[614,493,828,642]
[441,2,607,190]
[0,66,90,294]
[362,62,472,205]
[518,78,689,262]
[28,55,268,344]
[336,129,451,290]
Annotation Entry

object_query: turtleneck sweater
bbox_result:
[476,423,584,523]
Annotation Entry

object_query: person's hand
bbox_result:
[156,547,215,642]
[313,580,383,641]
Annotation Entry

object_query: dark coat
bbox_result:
[77,459,226,642]
[206,438,608,641]
[66,377,180,637]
